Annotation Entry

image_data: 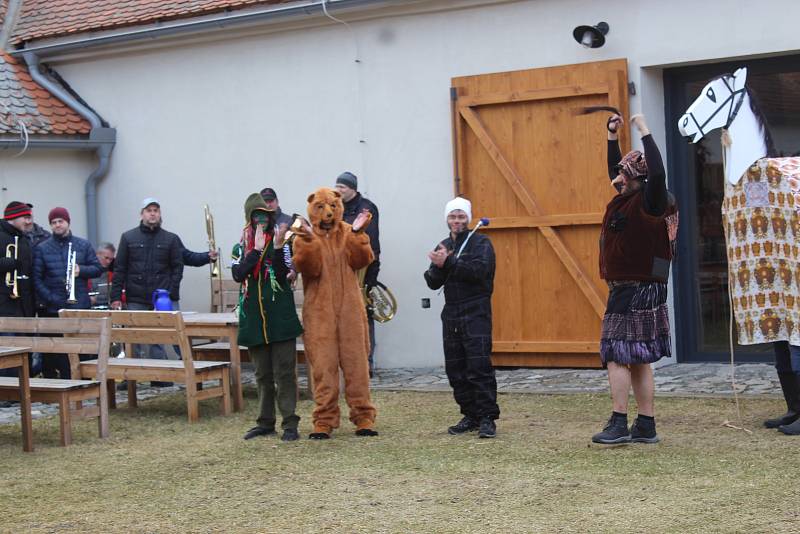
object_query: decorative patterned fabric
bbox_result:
[722,157,800,345]
[618,150,648,180]
[600,280,671,368]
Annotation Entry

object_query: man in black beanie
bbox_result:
[335,171,381,377]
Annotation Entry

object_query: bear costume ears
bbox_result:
[307,188,342,203]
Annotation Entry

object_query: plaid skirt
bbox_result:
[600,280,671,368]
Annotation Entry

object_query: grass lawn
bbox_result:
[1,389,799,533]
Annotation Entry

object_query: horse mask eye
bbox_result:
[706,88,716,103]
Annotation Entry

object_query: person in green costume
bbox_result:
[232,193,304,442]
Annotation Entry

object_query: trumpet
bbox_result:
[5,236,19,299]
[204,204,221,278]
[282,214,309,245]
[66,242,77,304]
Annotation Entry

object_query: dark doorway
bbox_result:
[665,55,800,362]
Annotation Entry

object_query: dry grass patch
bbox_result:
[1,389,799,533]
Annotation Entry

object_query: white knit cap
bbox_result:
[444,197,472,224]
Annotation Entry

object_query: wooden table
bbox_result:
[0,346,33,452]
[182,313,243,412]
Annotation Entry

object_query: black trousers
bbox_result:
[442,298,499,420]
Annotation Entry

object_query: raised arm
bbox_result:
[607,114,623,182]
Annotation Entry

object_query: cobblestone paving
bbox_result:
[0,363,781,425]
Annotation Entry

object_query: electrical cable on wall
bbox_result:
[1,101,30,158]
[320,0,369,194]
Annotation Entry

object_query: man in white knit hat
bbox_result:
[424,197,499,438]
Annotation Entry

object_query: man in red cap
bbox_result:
[0,202,38,378]
[32,207,102,378]
[0,202,35,318]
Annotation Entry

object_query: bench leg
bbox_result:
[58,393,72,447]
[127,380,138,408]
[98,385,110,439]
[220,368,231,416]
[186,378,199,423]
[107,380,117,409]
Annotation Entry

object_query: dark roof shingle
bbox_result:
[0,51,91,135]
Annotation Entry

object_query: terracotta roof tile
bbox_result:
[0,52,92,136]
[10,0,304,45]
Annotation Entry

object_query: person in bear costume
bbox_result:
[291,187,378,439]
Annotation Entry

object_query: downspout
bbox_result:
[22,52,116,246]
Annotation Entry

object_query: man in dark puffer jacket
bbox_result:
[33,207,103,378]
[110,198,183,364]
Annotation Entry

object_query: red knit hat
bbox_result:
[48,207,71,223]
[4,201,33,220]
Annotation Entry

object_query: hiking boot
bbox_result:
[281,428,299,442]
[591,413,631,444]
[243,426,276,440]
[448,416,479,435]
[778,417,800,435]
[630,417,660,444]
[764,372,800,428]
[478,418,496,439]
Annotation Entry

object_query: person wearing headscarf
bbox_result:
[593,113,678,445]
[232,193,303,442]
[424,197,499,438]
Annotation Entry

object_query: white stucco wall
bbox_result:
[20,0,800,367]
[0,150,95,237]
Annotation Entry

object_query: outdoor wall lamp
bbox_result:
[573,22,609,48]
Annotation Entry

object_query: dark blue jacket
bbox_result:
[424,231,495,306]
[34,232,103,313]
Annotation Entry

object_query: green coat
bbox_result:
[231,241,303,348]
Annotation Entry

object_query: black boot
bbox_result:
[778,419,800,435]
[630,416,660,444]
[592,413,631,444]
[764,372,800,428]
[448,416,479,435]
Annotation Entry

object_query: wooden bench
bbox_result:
[59,310,231,423]
[0,317,112,446]
[196,276,311,394]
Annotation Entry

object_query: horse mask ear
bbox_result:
[732,67,748,92]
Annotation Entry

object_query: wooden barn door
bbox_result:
[451,59,630,368]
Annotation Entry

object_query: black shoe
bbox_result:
[765,411,799,428]
[150,381,174,388]
[592,414,631,444]
[309,432,331,440]
[243,426,276,440]
[778,418,800,435]
[448,416,479,435]
[281,428,300,442]
[355,428,379,437]
[478,418,496,439]
[630,417,660,444]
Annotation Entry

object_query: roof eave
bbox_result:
[8,0,391,58]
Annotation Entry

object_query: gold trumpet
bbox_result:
[204,204,221,278]
[5,236,19,299]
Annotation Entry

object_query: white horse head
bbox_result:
[678,67,769,185]
[678,67,748,143]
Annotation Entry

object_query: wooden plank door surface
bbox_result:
[451,59,630,368]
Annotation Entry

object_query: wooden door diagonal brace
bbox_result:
[459,106,606,317]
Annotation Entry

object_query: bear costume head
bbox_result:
[307,187,343,230]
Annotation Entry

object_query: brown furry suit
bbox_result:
[292,188,377,435]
